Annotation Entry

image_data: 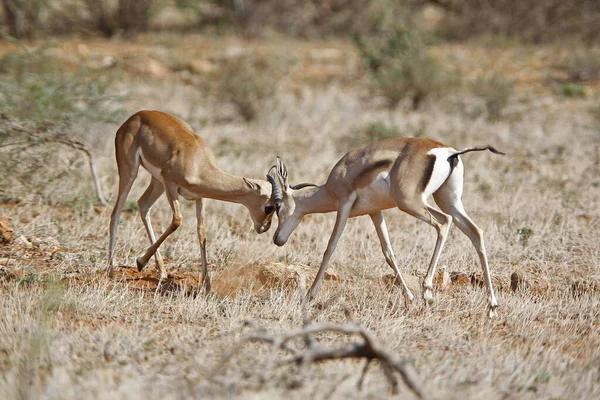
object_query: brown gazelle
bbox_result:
[108,110,276,289]
[267,138,504,317]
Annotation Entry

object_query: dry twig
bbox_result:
[6,120,108,206]
[211,321,424,398]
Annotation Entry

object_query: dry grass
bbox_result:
[1,34,600,399]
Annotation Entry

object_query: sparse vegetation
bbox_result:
[556,50,600,83]
[0,46,124,204]
[1,8,600,400]
[213,57,278,121]
[353,13,458,109]
[555,83,586,98]
[472,72,514,120]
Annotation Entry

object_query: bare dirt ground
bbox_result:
[1,34,599,399]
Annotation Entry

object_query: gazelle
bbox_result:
[267,138,504,317]
[108,110,276,289]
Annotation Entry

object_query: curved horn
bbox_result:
[267,166,283,206]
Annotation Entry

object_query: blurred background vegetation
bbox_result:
[0,0,599,204]
[2,0,600,42]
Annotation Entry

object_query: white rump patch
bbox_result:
[422,147,456,201]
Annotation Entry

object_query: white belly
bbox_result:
[351,172,395,217]
[139,151,164,182]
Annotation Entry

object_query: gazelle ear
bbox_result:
[276,156,289,190]
[243,178,260,192]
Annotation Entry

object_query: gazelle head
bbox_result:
[267,157,309,246]
[242,178,277,234]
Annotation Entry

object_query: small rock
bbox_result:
[30,236,61,253]
[510,271,526,292]
[126,58,170,78]
[470,272,509,293]
[434,266,451,291]
[15,235,33,249]
[0,258,16,267]
[186,59,216,74]
[324,270,340,281]
[51,251,67,261]
[94,205,107,214]
[510,271,550,296]
[0,216,14,244]
[0,267,18,281]
[224,46,246,59]
[450,272,470,286]
[382,273,420,293]
[309,48,343,62]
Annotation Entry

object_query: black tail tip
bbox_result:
[488,146,505,155]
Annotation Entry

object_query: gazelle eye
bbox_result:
[265,205,274,214]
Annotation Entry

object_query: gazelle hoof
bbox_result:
[202,274,212,293]
[423,288,435,305]
[136,257,146,272]
[488,307,498,318]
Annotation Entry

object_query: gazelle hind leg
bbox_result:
[196,199,211,293]
[136,182,182,280]
[369,211,414,303]
[396,202,452,305]
[434,174,498,317]
[108,161,140,278]
[421,206,452,304]
[137,177,166,276]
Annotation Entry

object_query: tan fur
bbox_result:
[326,138,445,216]
[272,137,499,316]
[108,110,275,284]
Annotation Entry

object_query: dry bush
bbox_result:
[425,0,600,44]
[354,11,459,109]
[472,72,514,121]
[554,49,600,84]
[200,0,401,37]
[1,0,45,38]
[0,47,124,204]
[83,0,154,37]
[213,57,278,122]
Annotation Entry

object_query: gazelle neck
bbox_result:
[190,168,259,205]
[294,185,337,215]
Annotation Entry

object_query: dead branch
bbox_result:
[211,321,424,398]
[6,121,108,206]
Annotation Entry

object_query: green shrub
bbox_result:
[214,57,277,122]
[472,73,514,120]
[517,227,533,247]
[353,13,458,109]
[555,83,586,98]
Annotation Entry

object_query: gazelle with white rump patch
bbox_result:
[267,138,503,317]
[108,110,276,289]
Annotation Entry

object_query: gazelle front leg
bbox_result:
[136,183,182,280]
[307,194,356,300]
[195,198,211,293]
[369,211,414,303]
[138,177,166,276]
